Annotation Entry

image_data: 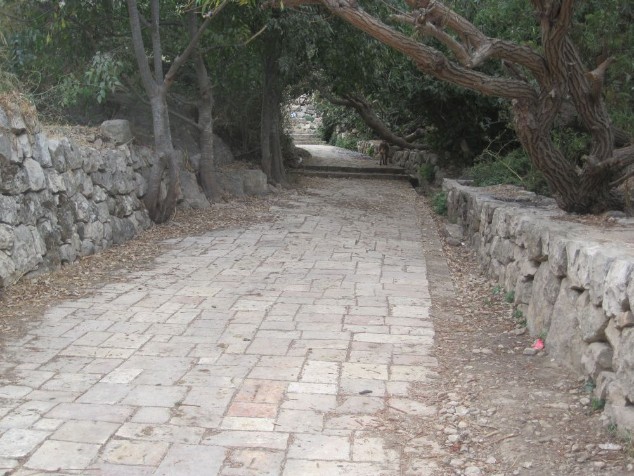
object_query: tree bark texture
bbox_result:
[282,0,633,213]
[187,9,221,202]
[260,29,287,186]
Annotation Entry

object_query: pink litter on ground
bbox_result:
[532,339,545,350]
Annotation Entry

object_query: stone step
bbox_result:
[289,169,418,185]
[299,164,405,174]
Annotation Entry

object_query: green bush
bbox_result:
[468,148,549,195]
[331,135,359,151]
[432,191,448,215]
[418,163,436,184]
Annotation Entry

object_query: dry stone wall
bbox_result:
[0,104,151,288]
[444,179,634,431]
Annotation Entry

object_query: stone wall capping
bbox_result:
[444,178,634,432]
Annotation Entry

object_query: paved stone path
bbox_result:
[0,179,439,475]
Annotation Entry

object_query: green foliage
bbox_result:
[418,164,436,184]
[431,191,448,216]
[84,52,124,104]
[492,285,502,295]
[591,397,606,412]
[504,290,515,303]
[330,135,358,151]
[512,308,526,326]
[468,148,549,195]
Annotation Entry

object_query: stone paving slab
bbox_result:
[0,179,439,475]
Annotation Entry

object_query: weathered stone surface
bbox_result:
[548,279,587,373]
[44,169,66,193]
[575,291,609,343]
[0,195,19,225]
[0,130,13,164]
[616,328,634,402]
[616,311,634,330]
[526,263,561,335]
[11,225,45,277]
[242,170,269,196]
[0,224,14,250]
[23,158,46,191]
[18,193,44,226]
[548,237,568,278]
[603,260,633,318]
[100,120,133,145]
[48,138,67,173]
[70,194,97,223]
[582,342,613,380]
[179,170,210,209]
[0,251,17,287]
[218,171,244,197]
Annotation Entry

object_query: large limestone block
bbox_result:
[567,245,618,304]
[546,278,587,372]
[179,170,210,209]
[100,119,133,145]
[527,263,561,335]
[242,170,269,196]
[0,251,17,287]
[11,225,45,278]
[218,171,244,197]
[547,237,569,277]
[0,195,19,225]
[575,291,609,343]
[581,342,613,380]
[0,224,14,250]
[603,260,633,318]
[615,328,634,402]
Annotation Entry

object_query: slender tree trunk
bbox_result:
[187,10,221,201]
[260,29,287,185]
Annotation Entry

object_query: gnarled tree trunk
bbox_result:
[279,0,634,213]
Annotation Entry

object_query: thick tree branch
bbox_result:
[322,90,425,149]
[164,0,230,88]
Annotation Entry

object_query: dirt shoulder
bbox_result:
[422,194,633,476]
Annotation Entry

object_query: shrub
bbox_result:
[432,191,447,215]
[418,163,436,183]
[468,148,549,195]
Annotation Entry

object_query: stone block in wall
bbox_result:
[133,172,147,198]
[114,195,140,218]
[44,169,66,193]
[548,237,568,278]
[568,244,617,305]
[92,186,108,203]
[603,260,633,318]
[70,194,98,223]
[111,217,137,245]
[0,224,14,250]
[100,120,133,145]
[490,237,514,265]
[48,139,67,173]
[34,133,52,168]
[11,225,45,280]
[514,277,533,306]
[17,133,32,160]
[616,311,634,330]
[0,251,17,287]
[18,192,45,226]
[616,327,634,402]
[0,128,12,164]
[546,278,587,373]
[77,221,105,243]
[504,260,521,294]
[575,291,609,343]
[581,342,613,380]
[596,371,616,399]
